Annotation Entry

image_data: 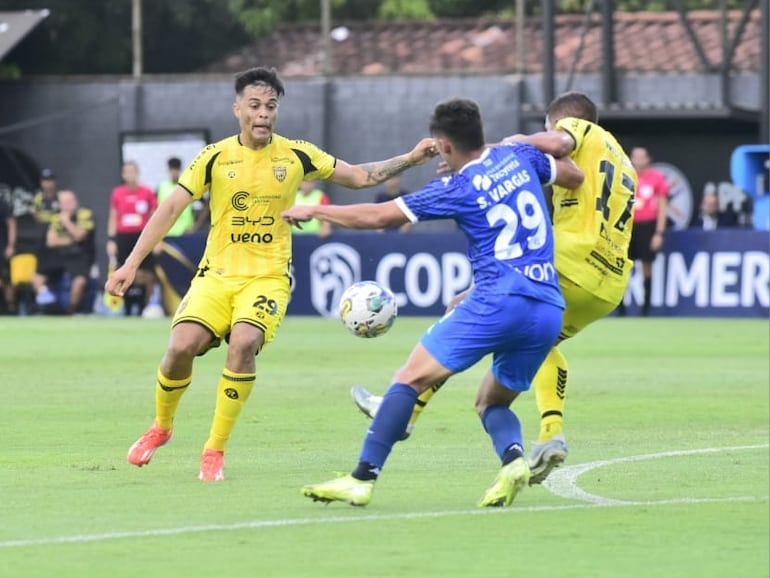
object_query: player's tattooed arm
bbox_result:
[330,138,438,190]
[358,157,413,186]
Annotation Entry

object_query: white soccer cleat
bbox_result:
[527,434,568,485]
[351,385,383,419]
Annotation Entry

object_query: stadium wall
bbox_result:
[0,73,762,276]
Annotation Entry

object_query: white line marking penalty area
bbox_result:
[1,445,767,549]
[544,444,770,505]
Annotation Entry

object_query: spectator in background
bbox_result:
[156,157,196,237]
[292,180,332,238]
[375,176,412,233]
[692,184,739,231]
[33,190,95,315]
[106,161,158,315]
[0,195,17,314]
[33,168,61,226]
[621,146,669,317]
[32,168,62,277]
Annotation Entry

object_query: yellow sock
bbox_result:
[533,346,569,443]
[155,369,191,430]
[204,369,256,452]
[408,379,447,427]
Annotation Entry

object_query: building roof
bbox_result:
[0,10,49,63]
[203,10,762,77]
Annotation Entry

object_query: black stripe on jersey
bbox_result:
[205,151,222,187]
[583,123,592,137]
[178,183,195,197]
[291,148,318,176]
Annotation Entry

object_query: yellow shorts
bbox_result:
[558,275,620,341]
[172,273,290,348]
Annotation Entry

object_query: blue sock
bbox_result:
[357,383,417,471]
[481,405,524,465]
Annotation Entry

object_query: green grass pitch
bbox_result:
[0,315,768,578]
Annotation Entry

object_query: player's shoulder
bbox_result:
[280,135,326,154]
[556,116,601,141]
[185,135,238,172]
[207,134,242,154]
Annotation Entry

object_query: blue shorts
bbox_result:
[420,292,563,392]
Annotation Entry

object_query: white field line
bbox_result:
[543,444,770,505]
[1,445,767,549]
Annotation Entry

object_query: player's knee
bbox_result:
[226,333,263,365]
[392,367,447,395]
[474,389,517,417]
[167,328,213,361]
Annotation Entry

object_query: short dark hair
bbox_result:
[429,98,485,152]
[546,92,598,124]
[234,67,285,98]
[167,157,182,170]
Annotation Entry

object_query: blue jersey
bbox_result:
[396,143,564,309]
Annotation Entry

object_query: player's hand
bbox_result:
[105,263,137,297]
[407,138,438,166]
[280,206,316,228]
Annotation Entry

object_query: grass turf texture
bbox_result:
[0,315,767,578]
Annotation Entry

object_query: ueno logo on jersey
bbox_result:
[230,214,275,244]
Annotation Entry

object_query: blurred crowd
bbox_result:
[0,152,767,318]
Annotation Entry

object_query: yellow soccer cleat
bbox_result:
[478,457,531,508]
[302,474,374,507]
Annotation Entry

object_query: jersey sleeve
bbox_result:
[395,176,464,223]
[178,143,221,201]
[555,117,594,155]
[506,143,557,186]
[289,140,337,181]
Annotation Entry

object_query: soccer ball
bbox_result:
[338,281,398,338]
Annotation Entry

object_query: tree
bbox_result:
[0,0,750,76]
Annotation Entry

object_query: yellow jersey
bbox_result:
[178,134,336,278]
[553,117,637,302]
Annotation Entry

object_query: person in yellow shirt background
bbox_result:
[292,180,332,239]
[157,157,195,237]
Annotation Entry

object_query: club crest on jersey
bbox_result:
[273,166,287,182]
[227,170,236,179]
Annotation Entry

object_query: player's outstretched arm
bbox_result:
[282,200,407,231]
[502,131,575,158]
[330,138,437,190]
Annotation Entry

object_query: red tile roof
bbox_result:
[204,10,762,76]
